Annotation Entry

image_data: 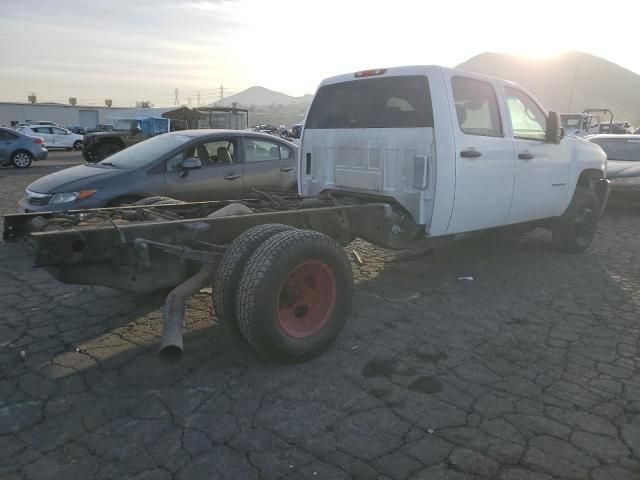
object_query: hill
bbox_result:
[211,86,313,108]
[456,52,640,126]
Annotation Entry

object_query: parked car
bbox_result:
[82,117,169,162]
[69,126,87,135]
[588,134,640,203]
[0,127,47,168]
[19,130,297,212]
[17,125,83,150]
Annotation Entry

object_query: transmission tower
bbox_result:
[174,88,179,107]
[196,92,201,108]
[219,84,224,103]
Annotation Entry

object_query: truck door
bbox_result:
[445,75,515,233]
[163,137,244,201]
[503,87,570,224]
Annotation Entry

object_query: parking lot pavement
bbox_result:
[1,152,640,480]
[0,151,83,212]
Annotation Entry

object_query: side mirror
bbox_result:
[181,157,201,170]
[131,125,141,135]
[179,157,201,178]
[546,111,564,144]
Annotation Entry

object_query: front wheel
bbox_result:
[11,151,32,169]
[236,229,353,362]
[552,187,600,253]
[73,140,83,151]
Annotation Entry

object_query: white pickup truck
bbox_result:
[301,66,609,251]
[4,66,609,363]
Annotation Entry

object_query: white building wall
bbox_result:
[0,103,172,129]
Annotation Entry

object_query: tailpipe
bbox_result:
[159,263,216,362]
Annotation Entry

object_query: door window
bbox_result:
[51,127,68,135]
[505,88,547,141]
[166,140,238,172]
[0,131,17,141]
[32,127,53,134]
[244,139,286,162]
[184,139,235,169]
[452,77,502,137]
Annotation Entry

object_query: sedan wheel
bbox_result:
[73,140,83,151]
[11,151,33,169]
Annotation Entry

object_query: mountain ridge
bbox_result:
[455,51,640,125]
[210,86,313,108]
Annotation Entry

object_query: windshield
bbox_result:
[114,119,135,131]
[590,138,640,162]
[96,134,191,169]
[305,76,434,129]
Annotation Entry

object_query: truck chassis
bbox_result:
[4,194,421,362]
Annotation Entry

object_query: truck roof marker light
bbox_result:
[354,68,387,78]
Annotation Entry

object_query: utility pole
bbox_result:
[196,92,201,108]
[174,88,180,107]
[219,84,224,103]
[567,64,579,113]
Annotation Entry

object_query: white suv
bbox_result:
[17,125,84,150]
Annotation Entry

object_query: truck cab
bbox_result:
[300,66,607,239]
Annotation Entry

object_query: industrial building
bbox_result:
[0,102,172,129]
[0,102,251,131]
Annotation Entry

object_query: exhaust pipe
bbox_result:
[159,263,216,362]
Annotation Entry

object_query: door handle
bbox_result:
[460,149,481,158]
[224,174,242,180]
[280,167,294,172]
[518,152,535,160]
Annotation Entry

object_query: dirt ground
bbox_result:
[1,151,639,479]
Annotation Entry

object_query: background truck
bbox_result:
[561,108,614,136]
[82,117,170,162]
[4,66,609,364]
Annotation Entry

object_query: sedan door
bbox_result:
[0,130,18,163]
[241,137,297,193]
[163,137,245,201]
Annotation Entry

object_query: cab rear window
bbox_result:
[305,76,434,129]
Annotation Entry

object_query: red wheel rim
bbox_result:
[277,260,337,338]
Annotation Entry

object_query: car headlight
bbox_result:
[610,177,640,185]
[50,189,97,204]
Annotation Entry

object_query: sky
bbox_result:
[1,0,638,107]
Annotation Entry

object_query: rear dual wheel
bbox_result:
[214,225,353,362]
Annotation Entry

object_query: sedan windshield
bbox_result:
[97,134,191,169]
[590,138,640,162]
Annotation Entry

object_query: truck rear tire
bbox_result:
[213,224,295,337]
[235,229,353,362]
[552,187,600,253]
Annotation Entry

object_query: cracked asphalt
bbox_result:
[1,152,640,479]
